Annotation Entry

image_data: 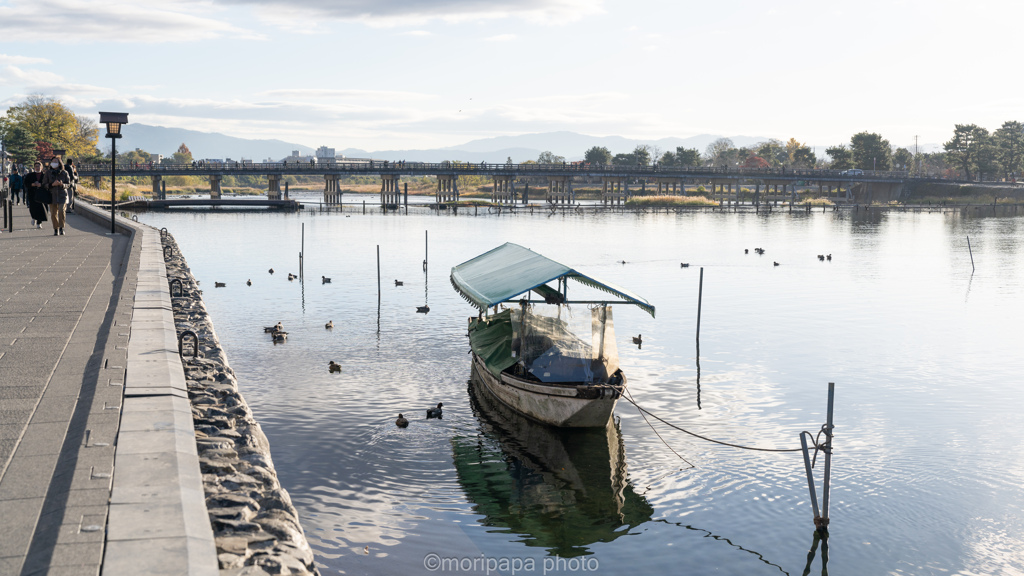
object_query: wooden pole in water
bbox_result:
[423,230,428,272]
[377,245,381,305]
[696,267,704,343]
[967,235,975,272]
[300,222,304,279]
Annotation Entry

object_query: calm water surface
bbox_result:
[140,200,1024,576]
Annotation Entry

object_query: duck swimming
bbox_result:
[395,280,403,286]
[416,305,430,314]
[426,402,443,419]
[264,322,283,333]
[322,276,331,284]
[272,330,288,342]
[325,321,333,329]
[214,282,226,288]
[246,279,252,286]
[395,414,409,428]
[632,334,642,348]
[328,361,341,373]
[269,268,274,274]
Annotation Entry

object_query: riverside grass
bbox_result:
[625,195,719,207]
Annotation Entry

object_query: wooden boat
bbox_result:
[451,243,654,428]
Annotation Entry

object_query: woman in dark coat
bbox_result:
[23,161,49,228]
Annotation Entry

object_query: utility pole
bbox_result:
[914,135,919,176]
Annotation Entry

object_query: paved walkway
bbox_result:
[0,202,136,576]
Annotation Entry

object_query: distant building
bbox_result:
[281,150,317,165]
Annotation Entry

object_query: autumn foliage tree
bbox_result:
[0,94,99,161]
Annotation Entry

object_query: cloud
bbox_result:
[259,88,437,102]
[0,0,262,43]
[0,54,51,65]
[485,34,516,41]
[217,0,603,26]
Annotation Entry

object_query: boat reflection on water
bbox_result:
[452,377,654,557]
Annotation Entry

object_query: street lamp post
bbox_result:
[99,112,128,234]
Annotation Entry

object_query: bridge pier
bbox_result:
[436,175,458,203]
[210,174,222,200]
[602,177,627,206]
[547,177,573,205]
[151,175,162,199]
[380,174,400,207]
[268,174,281,200]
[93,176,102,189]
[324,174,340,205]
[656,178,682,196]
[492,176,515,204]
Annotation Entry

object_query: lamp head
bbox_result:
[99,112,129,139]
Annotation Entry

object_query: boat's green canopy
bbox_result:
[450,243,655,317]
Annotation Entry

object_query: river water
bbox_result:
[139,195,1024,576]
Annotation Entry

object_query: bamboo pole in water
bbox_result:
[967,235,975,272]
[377,245,381,305]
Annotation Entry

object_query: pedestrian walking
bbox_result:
[43,157,71,236]
[65,158,79,213]
[24,161,50,228]
[10,168,24,205]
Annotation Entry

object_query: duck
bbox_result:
[818,255,825,261]
[288,273,296,281]
[268,268,274,274]
[426,402,443,419]
[272,330,288,342]
[395,414,409,428]
[416,305,430,314]
[214,282,226,288]
[745,249,749,254]
[618,260,627,264]
[773,261,780,266]
[328,360,341,373]
[322,276,331,284]
[264,322,283,333]
[325,320,334,329]
[826,254,832,261]
[394,280,404,286]
[680,263,690,268]
[632,334,642,348]
[246,279,252,286]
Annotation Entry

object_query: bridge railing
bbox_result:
[76,161,912,181]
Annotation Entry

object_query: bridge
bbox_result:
[77,161,916,206]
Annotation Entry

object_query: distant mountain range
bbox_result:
[117,124,940,163]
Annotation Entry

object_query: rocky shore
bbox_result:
[161,232,320,576]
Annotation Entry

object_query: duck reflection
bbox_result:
[452,378,653,557]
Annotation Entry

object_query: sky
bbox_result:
[0,0,1021,153]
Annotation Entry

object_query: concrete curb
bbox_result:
[76,202,218,576]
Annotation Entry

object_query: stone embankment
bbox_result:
[161,232,320,576]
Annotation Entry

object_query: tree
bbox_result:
[892,148,913,171]
[0,94,98,159]
[850,132,892,171]
[785,138,816,168]
[612,152,634,165]
[704,138,735,167]
[584,146,612,165]
[173,144,194,165]
[537,150,565,164]
[659,151,676,165]
[944,124,991,180]
[826,145,854,170]
[994,120,1024,178]
[632,145,651,166]
[675,147,701,167]
[2,124,36,164]
[755,139,787,167]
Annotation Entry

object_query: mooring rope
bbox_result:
[621,394,818,453]
[624,388,695,468]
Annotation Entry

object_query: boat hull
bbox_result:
[470,352,624,428]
